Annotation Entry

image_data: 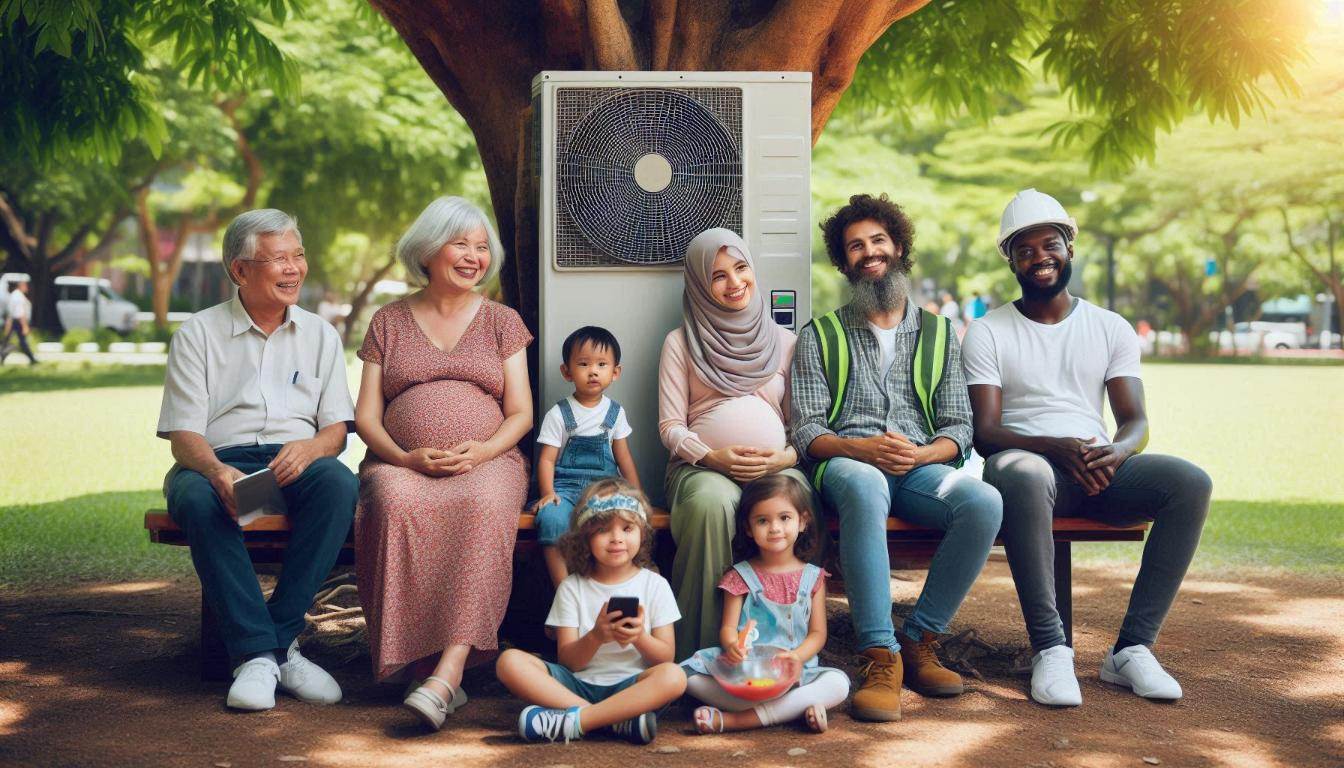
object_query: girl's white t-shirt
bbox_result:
[961,298,1142,444]
[536,395,633,451]
[545,567,681,685]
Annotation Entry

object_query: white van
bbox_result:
[54,276,139,333]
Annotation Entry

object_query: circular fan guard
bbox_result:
[559,89,742,265]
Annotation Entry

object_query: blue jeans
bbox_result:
[535,480,585,545]
[166,445,358,659]
[820,458,1002,653]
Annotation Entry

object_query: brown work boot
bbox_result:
[900,630,964,697]
[851,647,903,721]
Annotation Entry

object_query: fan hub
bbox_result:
[633,153,673,193]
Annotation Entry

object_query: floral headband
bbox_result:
[575,492,647,527]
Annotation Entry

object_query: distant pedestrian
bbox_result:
[1,280,38,365]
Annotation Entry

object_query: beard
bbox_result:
[1016,258,1073,301]
[846,259,912,316]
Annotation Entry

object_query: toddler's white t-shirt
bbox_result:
[545,567,680,685]
[536,395,633,451]
[961,298,1141,444]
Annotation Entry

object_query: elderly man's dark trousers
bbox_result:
[166,444,357,660]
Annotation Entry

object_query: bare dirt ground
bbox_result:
[2,559,1341,768]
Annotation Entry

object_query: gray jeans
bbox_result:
[983,450,1211,652]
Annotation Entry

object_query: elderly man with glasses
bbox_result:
[157,209,358,711]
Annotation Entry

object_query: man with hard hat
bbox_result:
[791,193,1003,722]
[962,189,1211,707]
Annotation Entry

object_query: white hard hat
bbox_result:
[997,188,1078,259]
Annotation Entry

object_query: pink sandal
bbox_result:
[693,706,725,734]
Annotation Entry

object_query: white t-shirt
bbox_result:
[7,290,30,322]
[961,299,1141,444]
[536,395,633,450]
[867,322,900,376]
[545,568,681,685]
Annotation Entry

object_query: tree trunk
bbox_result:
[342,253,399,346]
[368,0,930,328]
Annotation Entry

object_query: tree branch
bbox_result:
[0,191,36,263]
[584,0,639,68]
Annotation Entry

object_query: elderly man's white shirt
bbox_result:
[156,294,354,449]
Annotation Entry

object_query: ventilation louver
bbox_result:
[556,87,743,267]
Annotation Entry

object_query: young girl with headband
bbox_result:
[495,478,685,744]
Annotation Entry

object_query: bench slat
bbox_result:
[145,509,1147,541]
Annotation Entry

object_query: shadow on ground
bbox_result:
[1,561,1340,767]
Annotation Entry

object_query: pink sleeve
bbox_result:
[494,303,534,359]
[811,568,832,594]
[657,330,712,464]
[357,305,388,365]
[717,568,749,596]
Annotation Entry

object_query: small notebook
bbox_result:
[234,468,288,526]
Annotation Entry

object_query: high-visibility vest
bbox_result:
[806,307,961,489]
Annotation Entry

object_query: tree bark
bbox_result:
[368,0,930,329]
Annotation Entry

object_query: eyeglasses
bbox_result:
[242,251,307,268]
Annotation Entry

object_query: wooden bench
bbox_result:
[146,509,1146,679]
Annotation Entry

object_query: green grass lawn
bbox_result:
[1,361,1340,586]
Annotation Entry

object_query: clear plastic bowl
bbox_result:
[708,644,802,702]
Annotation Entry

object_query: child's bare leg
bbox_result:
[578,662,686,732]
[496,649,589,708]
[543,546,568,588]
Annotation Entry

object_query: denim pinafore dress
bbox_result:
[535,398,623,545]
[683,561,837,687]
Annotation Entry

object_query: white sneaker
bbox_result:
[278,640,342,704]
[227,656,280,711]
[1030,645,1082,706]
[1101,645,1182,700]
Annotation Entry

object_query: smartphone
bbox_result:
[607,596,639,621]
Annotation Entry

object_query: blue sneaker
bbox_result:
[608,711,657,744]
[518,704,582,743]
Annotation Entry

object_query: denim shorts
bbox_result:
[543,661,640,703]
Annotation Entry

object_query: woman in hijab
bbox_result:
[658,227,812,659]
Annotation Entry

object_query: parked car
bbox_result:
[54,276,139,333]
[1211,321,1307,352]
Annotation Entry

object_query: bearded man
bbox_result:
[789,193,1003,722]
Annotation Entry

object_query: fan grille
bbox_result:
[556,87,743,268]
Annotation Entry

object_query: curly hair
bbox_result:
[557,477,657,577]
[731,474,820,564]
[819,193,915,273]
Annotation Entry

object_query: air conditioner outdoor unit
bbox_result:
[533,71,813,504]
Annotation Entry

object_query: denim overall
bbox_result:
[534,398,623,545]
[683,562,837,688]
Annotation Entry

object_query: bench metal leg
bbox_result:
[1054,541,1073,648]
[200,593,231,682]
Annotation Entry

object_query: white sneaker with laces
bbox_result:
[1100,645,1182,700]
[227,656,280,711]
[1030,644,1082,706]
[278,640,343,704]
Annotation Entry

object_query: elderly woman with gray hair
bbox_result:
[658,228,811,660]
[354,196,533,730]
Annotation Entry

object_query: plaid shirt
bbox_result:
[788,300,974,466]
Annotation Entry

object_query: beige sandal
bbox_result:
[403,675,468,731]
[804,703,828,733]
[693,706,725,734]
